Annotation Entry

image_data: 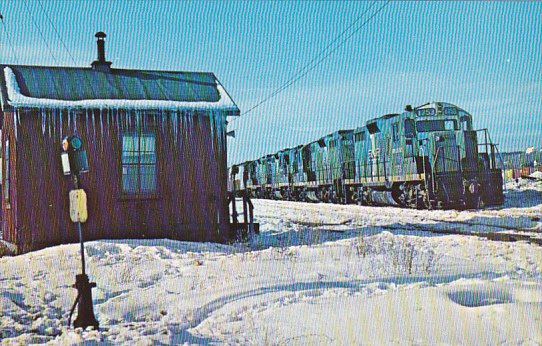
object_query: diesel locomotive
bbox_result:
[229,102,504,209]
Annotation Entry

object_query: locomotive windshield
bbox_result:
[416,119,458,132]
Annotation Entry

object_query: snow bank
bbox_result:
[3,67,238,112]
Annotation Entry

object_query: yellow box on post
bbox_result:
[69,189,88,223]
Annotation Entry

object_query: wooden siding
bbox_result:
[6,108,229,253]
[1,111,18,247]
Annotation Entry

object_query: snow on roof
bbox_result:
[3,67,239,113]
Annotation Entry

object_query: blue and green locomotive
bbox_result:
[229,102,504,209]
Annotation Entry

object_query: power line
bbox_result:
[256,1,379,108]
[21,0,59,65]
[240,1,391,117]
[1,12,19,63]
[36,0,78,66]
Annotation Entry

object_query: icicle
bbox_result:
[107,109,110,136]
[41,109,46,136]
[58,109,63,141]
[100,109,105,153]
[67,109,71,131]
[116,109,120,135]
[53,109,56,139]
[161,110,166,135]
[51,109,55,139]
[92,109,96,138]
[208,112,214,155]
[173,111,178,147]
[85,109,89,137]
[47,109,51,138]
[73,109,78,133]
[13,111,18,141]
[99,109,104,139]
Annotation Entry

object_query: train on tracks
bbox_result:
[229,102,504,209]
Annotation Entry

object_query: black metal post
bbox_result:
[73,175,86,276]
[71,173,99,330]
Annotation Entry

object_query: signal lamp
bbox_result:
[62,136,83,152]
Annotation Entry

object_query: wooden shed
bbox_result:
[0,35,240,253]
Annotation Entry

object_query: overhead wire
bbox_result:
[239,1,391,118]
[36,0,78,66]
[251,1,379,112]
[21,0,59,65]
[0,12,19,63]
[35,0,102,107]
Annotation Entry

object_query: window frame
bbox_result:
[120,129,158,198]
[355,131,366,142]
[415,119,458,133]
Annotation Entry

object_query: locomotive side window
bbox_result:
[460,114,472,130]
[282,154,289,172]
[416,119,458,132]
[355,131,366,142]
[404,119,415,138]
[444,107,458,116]
[367,122,380,134]
[392,123,399,142]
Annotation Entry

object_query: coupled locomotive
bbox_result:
[230,102,504,209]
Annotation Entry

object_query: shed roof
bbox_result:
[0,65,239,115]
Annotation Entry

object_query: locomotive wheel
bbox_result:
[416,185,428,209]
[353,187,363,205]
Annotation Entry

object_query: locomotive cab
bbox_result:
[411,103,503,208]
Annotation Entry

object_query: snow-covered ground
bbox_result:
[1,179,541,345]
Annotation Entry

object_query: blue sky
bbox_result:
[1,1,540,164]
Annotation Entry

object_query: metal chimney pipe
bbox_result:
[95,32,106,62]
[91,32,112,71]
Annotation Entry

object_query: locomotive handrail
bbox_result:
[476,128,503,171]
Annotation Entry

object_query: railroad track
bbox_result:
[381,222,542,246]
[251,198,542,246]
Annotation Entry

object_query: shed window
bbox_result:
[122,132,156,195]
